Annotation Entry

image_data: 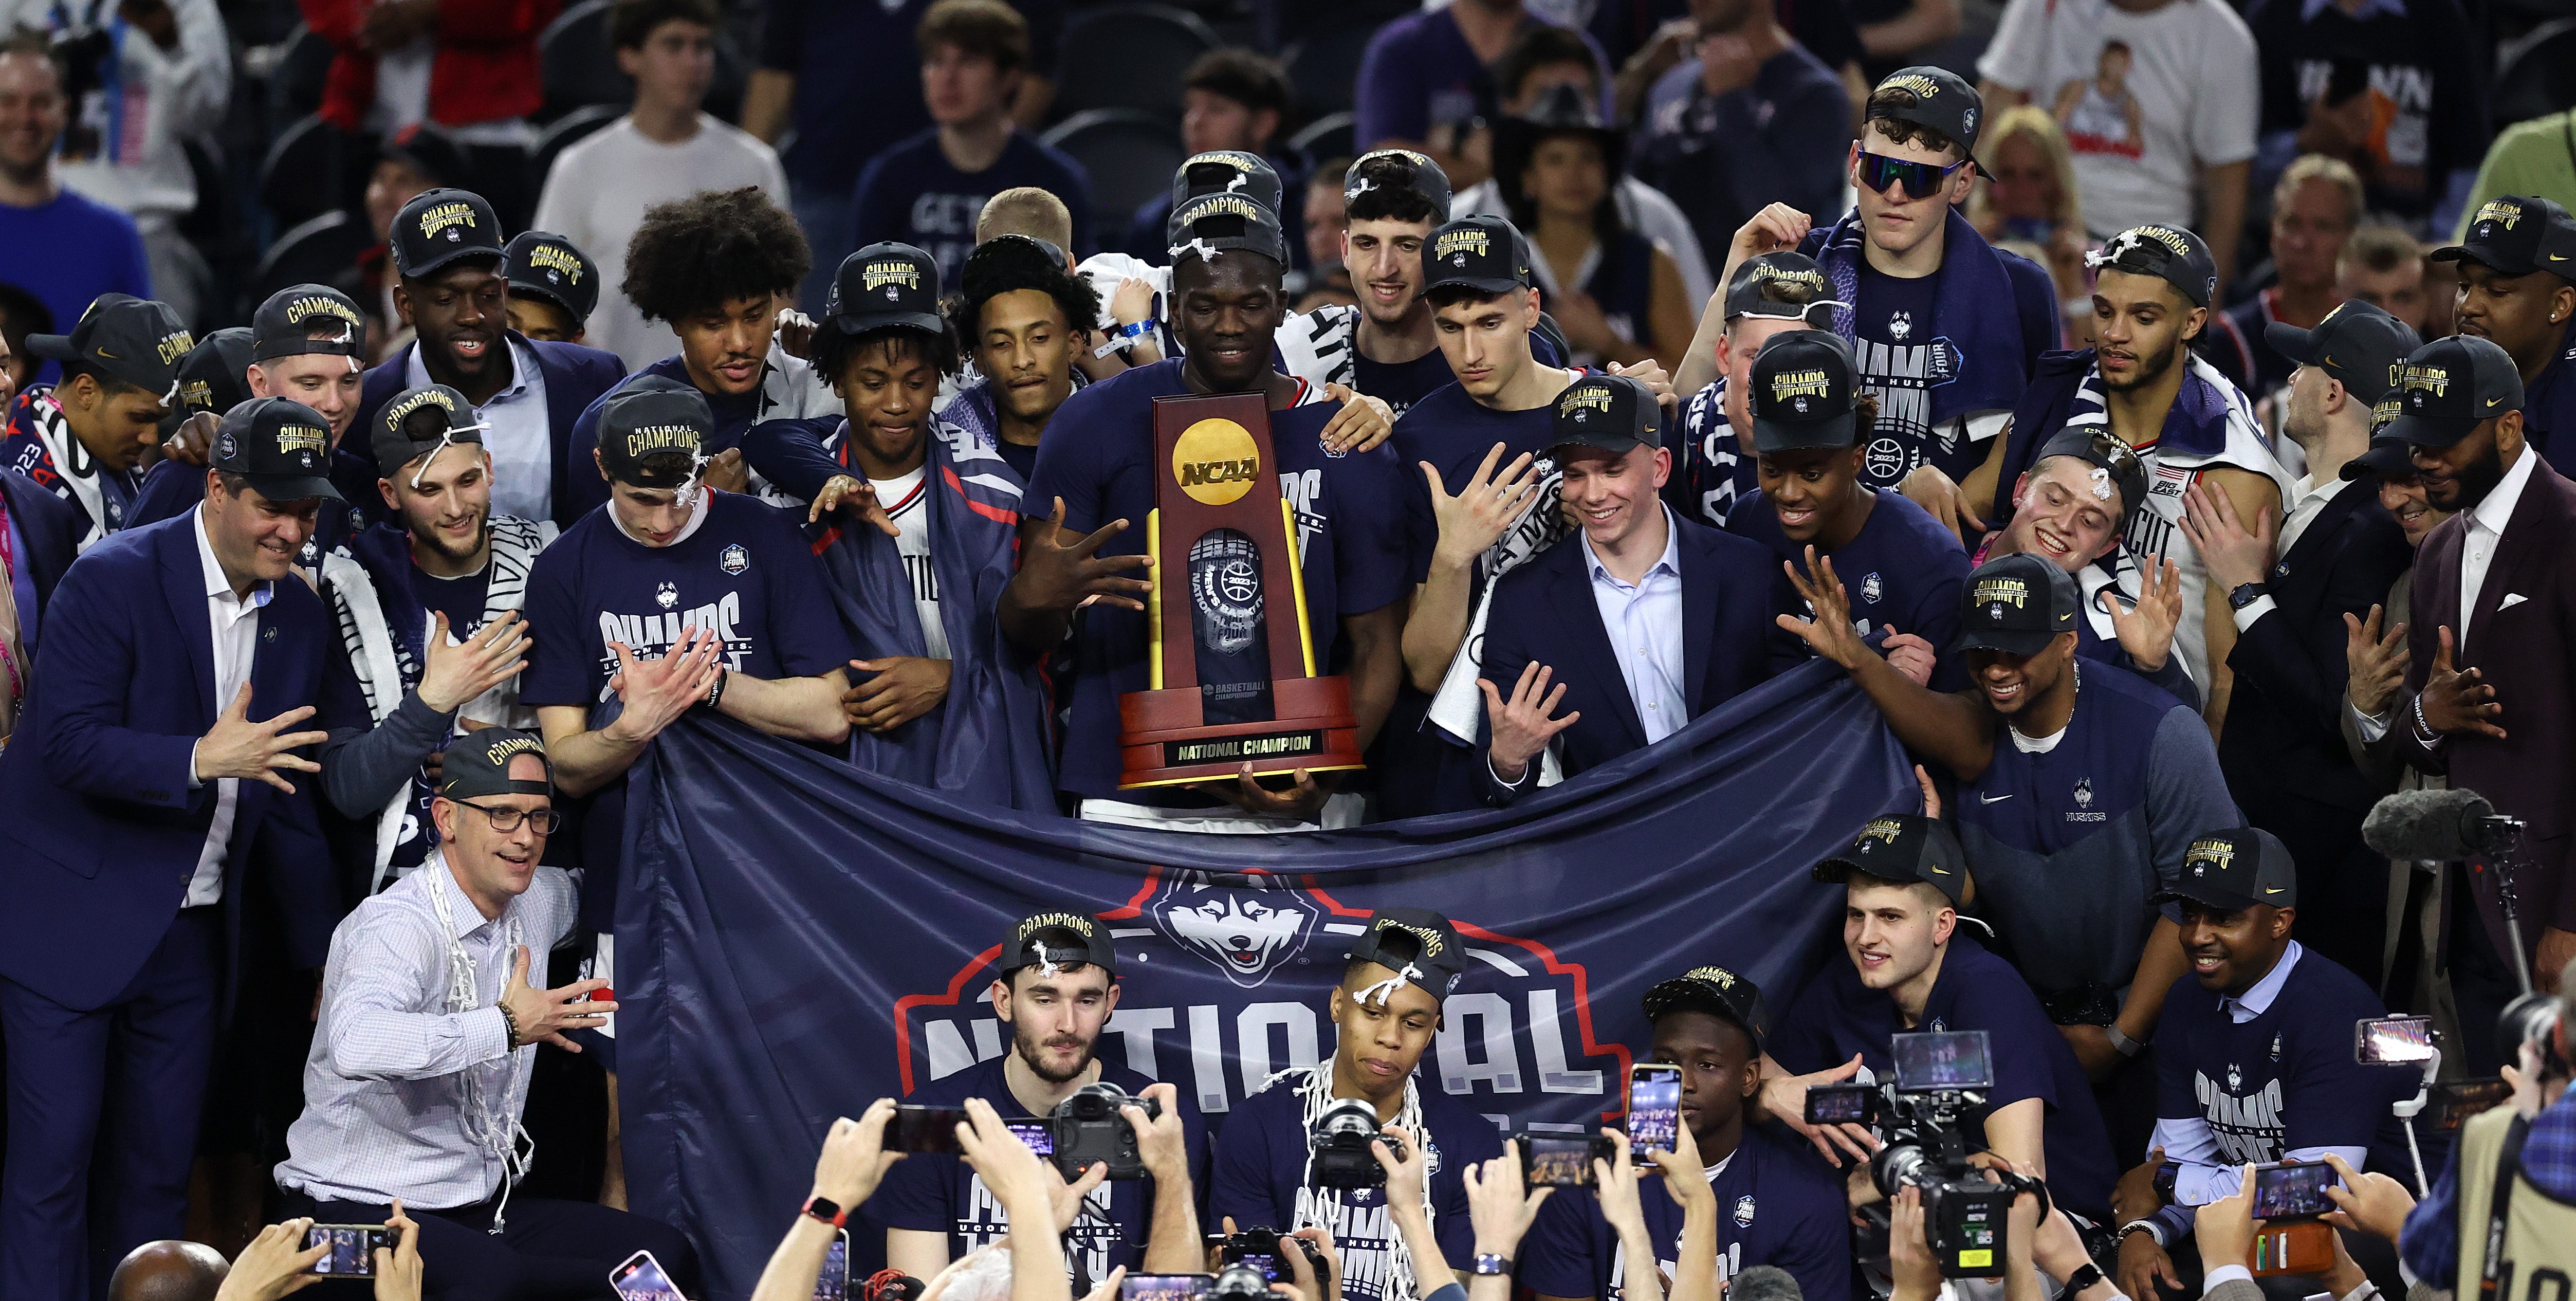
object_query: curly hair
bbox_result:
[949,235,1101,350]
[814,324,961,390]
[622,187,812,324]
[1864,87,1965,165]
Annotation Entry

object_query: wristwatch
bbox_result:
[802,1195,849,1228]
[2227,581,2270,610]
[1471,1254,1511,1277]
[2055,1262,2106,1301]
[2154,1160,2180,1202]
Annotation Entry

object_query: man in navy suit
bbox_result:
[0,397,349,1300]
[1477,373,1776,803]
[343,189,627,529]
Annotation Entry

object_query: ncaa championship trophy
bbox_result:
[1116,392,1364,788]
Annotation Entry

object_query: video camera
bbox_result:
[1308,1100,1404,1189]
[1801,1031,2048,1278]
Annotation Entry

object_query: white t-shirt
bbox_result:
[530,115,790,370]
[870,464,948,659]
[1978,0,2259,236]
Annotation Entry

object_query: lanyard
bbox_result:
[2477,1114,2531,1301]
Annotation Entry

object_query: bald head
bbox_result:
[108,1241,229,1301]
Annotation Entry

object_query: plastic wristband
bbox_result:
[706,666,729,710]
[2411,694,2441,747]
[1092,319,1158,358]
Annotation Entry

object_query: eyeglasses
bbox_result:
[454,799,562,835]
[1856,150,1969,201]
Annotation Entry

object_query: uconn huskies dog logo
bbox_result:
[1152,872,1320,987]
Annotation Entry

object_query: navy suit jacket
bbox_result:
[345,333,626,528]
[0,514,344,1011]
[2218,482,2412,817]
[1478,515,1777,804]
[2,467,81,662]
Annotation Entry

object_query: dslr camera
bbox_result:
[1051,1082,1161,1181]
[1208,1228,1328,1284]
[1308,1100,1404,1189]
[2499,992,2570,1082]
[1209,1264,1271,1301]
[1803,1031,2047,1278]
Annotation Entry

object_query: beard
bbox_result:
[1014,1026,1097,1084]
[2444,436,2509,511]
[2101,339,2183,394]
[410,510,490,564]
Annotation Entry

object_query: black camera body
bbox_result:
[1209,1264,1272,1301]
[2499,992,2570,1082]
[1843,1032,2047,1279]
[1209,1229,1328,1283]
[1051,1082,1161,1181]
[1308,1100,1402,1189]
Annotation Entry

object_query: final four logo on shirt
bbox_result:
[894,868,1630,1122]
[721,543,749,576]
[656,580,678,610]
[1734,1195,1757,1227]
[1860,572,1883,603]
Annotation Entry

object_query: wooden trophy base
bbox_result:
[1115,676,1365,789]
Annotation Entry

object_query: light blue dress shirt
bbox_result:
[1581,508,1688,746]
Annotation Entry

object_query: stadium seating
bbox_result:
[1053,4,1221,119]
[1042,108,1190,236]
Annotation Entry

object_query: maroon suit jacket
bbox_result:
[2399,454,2576,958]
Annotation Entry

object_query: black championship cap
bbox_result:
[596,380,711,487]
[437,727,555,800]
[1173,150,1285,218]
[2434,194,2576,279]
[1167,189,1289,265]
[503,230,600,322]
[2150,827,2299,911]
[1869,66,1988,175]
[380,121,470,189]
[1957,552,2079,656]
[826,242,945,336]
[251,283,367,367]
[391,188,505,279]
[372,383,485,476]
[2382,334,2523,448]
[1423,214,1532,297]
[1344,147,1453,215]
[29,294,193,399]
[2032,425,2149,518]
[2339,430,2418,482]
[1814,813,1966,905]
[177,327,254,417]
[1641,965,1767,1051]
[211,396,346,502]
[2263,299,2420,405]
[2089,224,2220,309]
[1748,331,1859,452]
[1724,251,1836,324]
[1551,372,1661,456]
[1346,908,1467,999]
[997,910,1120,977]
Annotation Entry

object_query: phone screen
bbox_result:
[1006,1119,1056,1156]
[1522,1135,1598,1187]
[1629,1066,1681,1160]
[611,1251,689,1301]
[2249,1163,2339,1219]
[2357,1017,2436,1065]
[304,1226,386,1276]
[1119,1274,1214,1301]
[888,1105,971,1153]
[1806,1085,1874,1125]
[814,1231,849,1301]
[1892,1030,1994,1091]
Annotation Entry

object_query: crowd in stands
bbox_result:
[2,0,2576,1297]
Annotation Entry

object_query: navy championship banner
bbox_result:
[619,663,1911,1299]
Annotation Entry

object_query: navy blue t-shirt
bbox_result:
[1354,348,1464,424]
[2152,944,2417,1181]
[409,564,492,635]
[1766,933,2119,1220]
[1519,1123,1851,1301]
[1729,487,1968,689]
[565,357,783,523]
[1207,1073,1506,1301]
[1850,266,1979,490]
[1023,360,1411,800]
[2522,335,2576,480]
[854,129,1096,285]
[1390,380,1566,585]
[866,1054,1208,1283]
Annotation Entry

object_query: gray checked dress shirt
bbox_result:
[275,852,579,1208]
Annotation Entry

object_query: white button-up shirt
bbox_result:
[1581,509,1688,746]
[182,505,272,906]
[409,338,551,525]
[2457,443,2538,654]
[275,853,579,1208]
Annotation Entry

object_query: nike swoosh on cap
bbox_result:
[2264,887,2285,894]
[97,346,117,358]
[1929,866,1952,874]
[2488,397,2505,407]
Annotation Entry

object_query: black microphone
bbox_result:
[2361,789,2524,861]
[1733,1267,1805,1301]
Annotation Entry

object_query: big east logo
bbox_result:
[895,869,1630,1122]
